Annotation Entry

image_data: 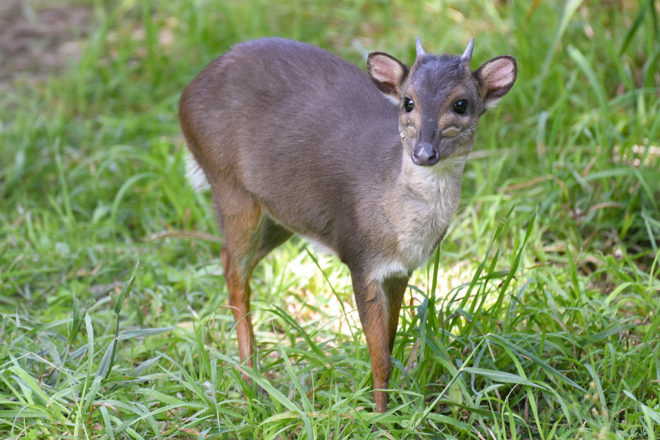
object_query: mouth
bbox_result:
[436,141,472,161]
[404,133,470,167]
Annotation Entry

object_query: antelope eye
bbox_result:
[403,97,414,112]
[453,99,468,114]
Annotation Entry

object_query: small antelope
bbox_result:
[179,37,516,412]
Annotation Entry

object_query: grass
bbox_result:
[1,0,659,438]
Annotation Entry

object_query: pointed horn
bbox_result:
[416,37,426,57]
[461,37,474,62]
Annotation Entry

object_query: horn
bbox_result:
[416,37,426,57]
[461,37,474,62]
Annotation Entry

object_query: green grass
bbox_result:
[1,0,659,438]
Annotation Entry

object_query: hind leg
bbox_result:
[212,180,292,373]
[220,244,256,371]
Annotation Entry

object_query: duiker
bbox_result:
[179,37,516,412]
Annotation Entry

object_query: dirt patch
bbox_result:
[0,0,91,86]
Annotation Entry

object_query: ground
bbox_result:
[0,0,90,87]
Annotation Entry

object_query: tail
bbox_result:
[185,151,210,191]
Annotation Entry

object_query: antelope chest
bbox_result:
[397,181,460,267]
[374,158,465,282]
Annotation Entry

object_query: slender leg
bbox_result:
[212,180,293,377]
[349,275,387,412]
[351,271,410,412]
[218,212,261,373]
[220,246,256,372]
[383,276,409,353]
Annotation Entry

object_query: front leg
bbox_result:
[383,276,409,353]
[351,272,409,413]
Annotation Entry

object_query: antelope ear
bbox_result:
[367,52,409,98]
[474,55,517,111]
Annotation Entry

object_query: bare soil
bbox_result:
[0,0,91,86]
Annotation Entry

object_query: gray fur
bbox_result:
[180,36,516,278]
[179,37,516,411]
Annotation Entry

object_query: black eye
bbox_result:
[404,97,414,112]
[453,99,468,114]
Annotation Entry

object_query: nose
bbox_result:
[411,142,440,166]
